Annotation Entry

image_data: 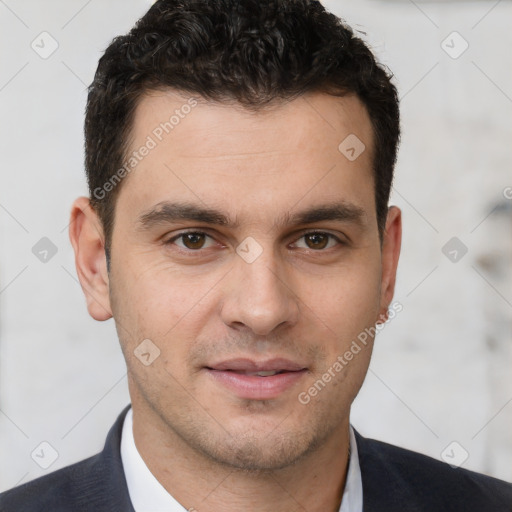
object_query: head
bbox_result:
[71,0,401,471]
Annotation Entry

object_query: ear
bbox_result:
[377,206,402,323]
[69,197,112,321]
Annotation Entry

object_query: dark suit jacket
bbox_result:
[1,405,511,511]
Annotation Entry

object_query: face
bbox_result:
[74,90,400,471]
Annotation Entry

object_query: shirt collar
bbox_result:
[121,407,362,512]
[340,424,364,512]
[121,408,185,512]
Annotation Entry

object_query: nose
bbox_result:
[220,249,300,336]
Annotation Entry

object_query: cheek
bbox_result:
[304,258,382,335]
[110,267,213,393]
[110,256,223,344]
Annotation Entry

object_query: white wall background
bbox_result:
[0,0,511,492]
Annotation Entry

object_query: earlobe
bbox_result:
[68,197,112,321]
[377,206,402,323]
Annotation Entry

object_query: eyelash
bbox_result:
[164,230,344,254]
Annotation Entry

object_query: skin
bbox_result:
[69,90,401,512]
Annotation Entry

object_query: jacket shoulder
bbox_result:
[0,405,134,512]
[0,453,102,512]
[355,432,512,511]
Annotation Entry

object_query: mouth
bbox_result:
[216,369,288,377]
[204,358,308,400]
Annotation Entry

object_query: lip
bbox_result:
[207,358,306,372]
[205,358,308,400]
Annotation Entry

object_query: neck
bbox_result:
[131,402,351,512]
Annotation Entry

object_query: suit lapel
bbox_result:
[73,404,136,511]
[354,430,422,512]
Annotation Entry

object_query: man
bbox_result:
[1,0,511,510]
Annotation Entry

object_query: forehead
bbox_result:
[131,89,373,160]
[117,89,376,227]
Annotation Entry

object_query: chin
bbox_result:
[194,425,326,472]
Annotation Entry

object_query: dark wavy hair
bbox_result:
[85,0,400,253]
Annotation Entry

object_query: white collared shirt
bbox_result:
[121,408,363,512]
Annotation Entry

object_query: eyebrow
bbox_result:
[136,200,366,231]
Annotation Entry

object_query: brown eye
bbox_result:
[164,232,214,251]
[292,232,340,251]
[305,233,329,250]
[305,233,329,249]
[180,232,207,249]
